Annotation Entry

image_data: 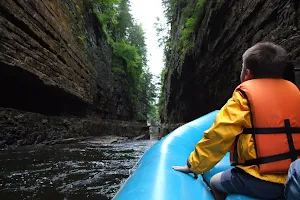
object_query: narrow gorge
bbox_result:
[1,0,300,146]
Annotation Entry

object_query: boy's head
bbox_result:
[240,42,288,82]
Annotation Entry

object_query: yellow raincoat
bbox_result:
[187,90,287,184]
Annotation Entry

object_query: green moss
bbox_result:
[160,66,169,82]
[181,17,196,50]
[158,66,168,122]
[95,12,109,38]
[65,3,70,9]
[91,0,120,42]
[112,67,126,74]
[63,0,88,52]
[77,34,87,44]
[180,0,206,54]
[113,40,142,76]
[75,5,81,13]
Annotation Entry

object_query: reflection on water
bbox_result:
[0,138,157,200]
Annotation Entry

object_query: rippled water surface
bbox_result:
[0,138,157,200]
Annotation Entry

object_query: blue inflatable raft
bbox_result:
[113,110,257,200]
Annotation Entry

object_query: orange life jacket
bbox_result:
[230,79,300,174]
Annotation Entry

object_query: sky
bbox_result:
[129,0,166,78]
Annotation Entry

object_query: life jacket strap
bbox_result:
[241,150,300,166]
[232,119,300,166]
[242,127,300,134]
[285,119,298,162]
[230,135,240,166]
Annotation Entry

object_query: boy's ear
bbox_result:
[244,68,253,81]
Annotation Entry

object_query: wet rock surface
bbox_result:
[0,108,149,148]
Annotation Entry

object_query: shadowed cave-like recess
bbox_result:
[0,63,88,116]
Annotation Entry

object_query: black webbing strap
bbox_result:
[242,127,300,134]
[285,119,297,162]
[230,135,240,166]
[240,119,299,166]
[242,150,300,166]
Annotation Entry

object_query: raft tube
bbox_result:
[113,111,257,200]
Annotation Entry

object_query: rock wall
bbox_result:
[0,0,147,146]
[0,108,148,148]
[163,0,300,124]
[1,0,95,105]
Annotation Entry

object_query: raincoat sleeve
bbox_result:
[187,90,251,174]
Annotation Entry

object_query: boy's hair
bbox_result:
[242,42,288,78]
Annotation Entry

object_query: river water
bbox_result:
[0,137,157,200]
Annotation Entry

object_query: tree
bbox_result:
[127,22,147,66]
[92,0,120,37]
[154,17,171,65]
[161,0,177,23]
[92,0,158,122]
[141,67,158,124]
[115,0,132,41]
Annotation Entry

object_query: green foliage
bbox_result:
[154,2,174,122]
[181,17,196,50]
[162,0,178,23]
[75,5,81,13]
[127,22,148,65]
[115,0,133,40]
[95,12,107,35]
[155,0,207,122]
[91,0,120,40]
[181,0,206,52]
[154,17,171,63]
[147,102,160,125]
[112,67,126,74]
[91,0,157,121]
[76,34,88,49]
[77,34,87,42]
[160,66,169,83]
[158,66,168,120]
[114,41,142,67]
[114,40,143,87]
[142,68,159,124]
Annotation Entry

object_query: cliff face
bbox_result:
[0,0,146,146]
[163,0,300,124]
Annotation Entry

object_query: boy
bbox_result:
[173,42,300,200]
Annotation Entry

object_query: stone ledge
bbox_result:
[0,108,148,148]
